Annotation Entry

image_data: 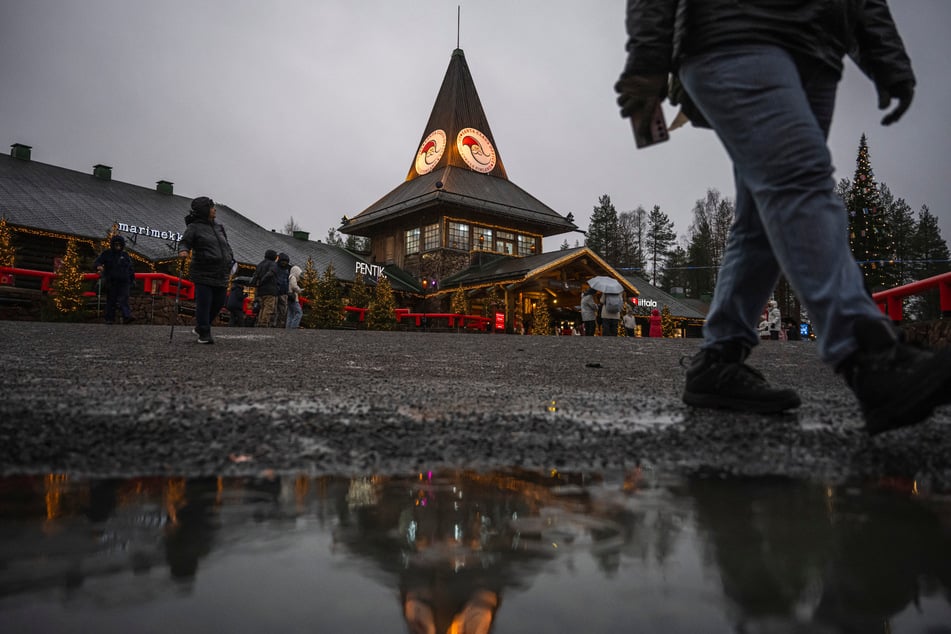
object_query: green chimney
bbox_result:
[10,143,32,161]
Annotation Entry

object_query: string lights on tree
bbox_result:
[846,134,894,290]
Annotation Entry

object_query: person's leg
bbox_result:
[115,283,133,322]
[103,286,117,323]
[208,286,227,336]
[681,44,884,367]
[193,284,212,340]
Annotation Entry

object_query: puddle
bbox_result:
[0,470,949,633]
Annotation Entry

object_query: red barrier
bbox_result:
[872,271,951,322]
[0,267,195,300]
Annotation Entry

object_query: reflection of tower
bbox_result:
[332,469,629,634]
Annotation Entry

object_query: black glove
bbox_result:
[615,74,667,119]
[877,81,914,126]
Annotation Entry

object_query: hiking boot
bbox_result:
[838,319,951,435]
[682,343,801,414]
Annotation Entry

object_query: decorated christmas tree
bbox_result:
[366,275,397,331]
[310,263,344,329]
[846,134,893,289]
[298,257,320,328]
[450,286,469,315]
[99,222,119,255]
[660,304,677,338]
[52,238,85,315]
[532,298,553,335]
[348,272,373,309]
[0,216,15,268]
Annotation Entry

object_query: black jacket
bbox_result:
[251,258,279,296]
[179,219,234,287]
[93,248,135,285]
[622,0,914,91]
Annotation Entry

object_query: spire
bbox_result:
[406,48,508,182]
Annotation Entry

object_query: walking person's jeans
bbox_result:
[194,283,227,337]
[679,44,887,367]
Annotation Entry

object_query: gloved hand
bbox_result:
[877,81,914,126]
[615,74,667,119]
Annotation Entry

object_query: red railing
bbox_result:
[872,271,951,322]
[0,267,195,299]
[1,266,494,329]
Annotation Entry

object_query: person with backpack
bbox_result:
[250,249,279,327]
[275,252,291,328]
[94,234,136,325]
[601,292,623,337]
[177,196,235,344]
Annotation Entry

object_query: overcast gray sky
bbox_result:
[2,0,948,253]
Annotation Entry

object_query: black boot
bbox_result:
[682,342,801,414]
[838,319,951,435]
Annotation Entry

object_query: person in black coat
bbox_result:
[94,234,136,324]
[177,196,234,344]
[251,249,279,327]
[226,281,247,327]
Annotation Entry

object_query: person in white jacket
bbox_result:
[286,264,303,329]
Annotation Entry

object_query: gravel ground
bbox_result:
[1,321,950,487]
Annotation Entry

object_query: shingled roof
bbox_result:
[342,48,576,237]
[0,150,421,292]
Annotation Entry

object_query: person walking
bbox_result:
[94,235,136,325]
[251,249,279,327]
[177,196,234,344]
[579,288,598,336]
[601,292,623,337]
[767,300,782,341]
[286,263,303,329]
[616,0,951,433]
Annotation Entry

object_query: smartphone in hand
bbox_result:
[632,101,669,148]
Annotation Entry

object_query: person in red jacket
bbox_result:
[648,308,663,338]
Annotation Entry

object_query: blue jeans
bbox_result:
[194,283,227,337]
[286,297,302,329]
[679,45,888,367]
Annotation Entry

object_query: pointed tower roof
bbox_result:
[405,48,507,181]
[343,48,576,237]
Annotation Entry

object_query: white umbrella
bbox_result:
[587,276,623,294]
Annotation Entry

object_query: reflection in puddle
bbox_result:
[0,471,949,633]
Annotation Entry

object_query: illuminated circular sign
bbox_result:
[456,127,497,174]
[414,129,447,175]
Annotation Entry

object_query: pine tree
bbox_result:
[0,216,15,268]
[311,263,344,329]
[586,194,619,264]
[348,272,373,309]
[660,304,676,338]
[846,134,892,290]
[299,257,320,328]
[99,222,119,255]
[450,286,469,315]
[52,238,85,315]
[646,205,677,286]
[366,275,397,330]
[617,206,648,274]
[880,183,917,288]
[532,298,552,335]
[908,206,951,320]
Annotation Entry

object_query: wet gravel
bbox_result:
[1,322,950,488]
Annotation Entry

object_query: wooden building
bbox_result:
[341,48,639,332]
